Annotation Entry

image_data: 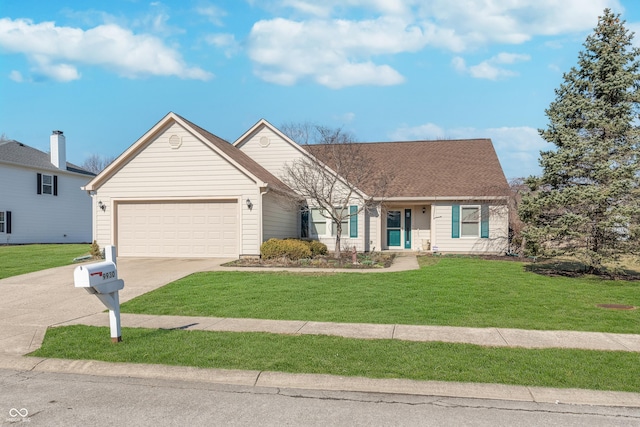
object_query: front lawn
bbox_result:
[121,257,640,333]
[0,244,91,279]
[32,325,640,392]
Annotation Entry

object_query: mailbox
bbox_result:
[73,245,124,343]
[74,261,124,294]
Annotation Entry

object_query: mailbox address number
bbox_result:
[102,271,116,280]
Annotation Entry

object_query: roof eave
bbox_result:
[373,195,509,202]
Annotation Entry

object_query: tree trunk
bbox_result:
[334,222,342,258]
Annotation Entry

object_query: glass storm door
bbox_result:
[387,210,401,247]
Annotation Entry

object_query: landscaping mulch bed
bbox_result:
[224,252,395,269]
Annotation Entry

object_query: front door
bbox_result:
[405,209,412,249]
[387,210,401,247]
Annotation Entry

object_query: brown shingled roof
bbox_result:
[307,139,509,198]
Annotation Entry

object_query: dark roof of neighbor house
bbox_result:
[175,114,291,193]
[0,139,95,176]
[306,139,509,198]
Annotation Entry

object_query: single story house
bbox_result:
[0,131,95,244]
[84,112,509,257]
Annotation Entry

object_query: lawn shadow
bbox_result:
[525,258,640,281]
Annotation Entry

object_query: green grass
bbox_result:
[0,244,91,279]
[121,257,640,333]
[32,325,640,392]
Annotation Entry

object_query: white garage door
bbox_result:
[117,201,238,257]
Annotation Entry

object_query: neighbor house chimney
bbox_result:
[50,130,66,169]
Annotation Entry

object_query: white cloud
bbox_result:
[248,16,423,88]
[337,112,356,123]
[420,0,621,50]
[390,123,552,178]
[0,18,212,82]
[9,70,24,82]
[205,33,241,58]
[453,52,530,80]
[391,122,446,140]
[247,0,617,88]
[196,5,227,26]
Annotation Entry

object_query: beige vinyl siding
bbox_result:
[414,205,431,250]
[432,202,508,254]
[236,126,305,179]
[365,204,381,252]
[262,192,298,241]
[94,122,260,256]
[98,123,258,198]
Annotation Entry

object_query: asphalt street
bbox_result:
[3,368,640,427]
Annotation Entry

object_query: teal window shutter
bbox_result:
[481,205,489,238]
[349,205,358,238]
[451,204,460,238]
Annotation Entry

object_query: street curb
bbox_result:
[1,355,639,408]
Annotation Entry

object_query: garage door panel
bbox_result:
[117,201,238,257]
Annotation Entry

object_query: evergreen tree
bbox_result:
[520,9,640,273]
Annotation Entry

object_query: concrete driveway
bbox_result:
[0,257,231,356]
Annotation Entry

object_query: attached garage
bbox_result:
[116,200,238,257]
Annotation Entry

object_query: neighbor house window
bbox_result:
[37,173,57,195]
[42,174,53,194]
[0,212,4,233]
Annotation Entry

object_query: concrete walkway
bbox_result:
[2,254,640,408]
[58,313,640,352]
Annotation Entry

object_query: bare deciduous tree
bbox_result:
[81,154,116,175]
[281,124,387,258]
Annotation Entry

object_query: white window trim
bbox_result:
[42,174,53,195]
[460,205,481,238]
[0,211,4,233]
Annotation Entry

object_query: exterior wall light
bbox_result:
[246,198,253,210]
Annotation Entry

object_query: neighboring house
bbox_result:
[85,112,509,258]
[0,131,95,244]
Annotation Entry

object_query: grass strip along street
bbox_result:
[120,257,640,334]
[32,325,640,392]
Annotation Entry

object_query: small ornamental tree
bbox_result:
[520,9,640,272]
[281,124,387,258]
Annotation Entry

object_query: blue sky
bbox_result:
[1,0,639,179]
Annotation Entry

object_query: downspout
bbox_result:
[259,185,269,255]
[85,188,97,245]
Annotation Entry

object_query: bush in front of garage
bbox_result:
[261,238,312,260]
